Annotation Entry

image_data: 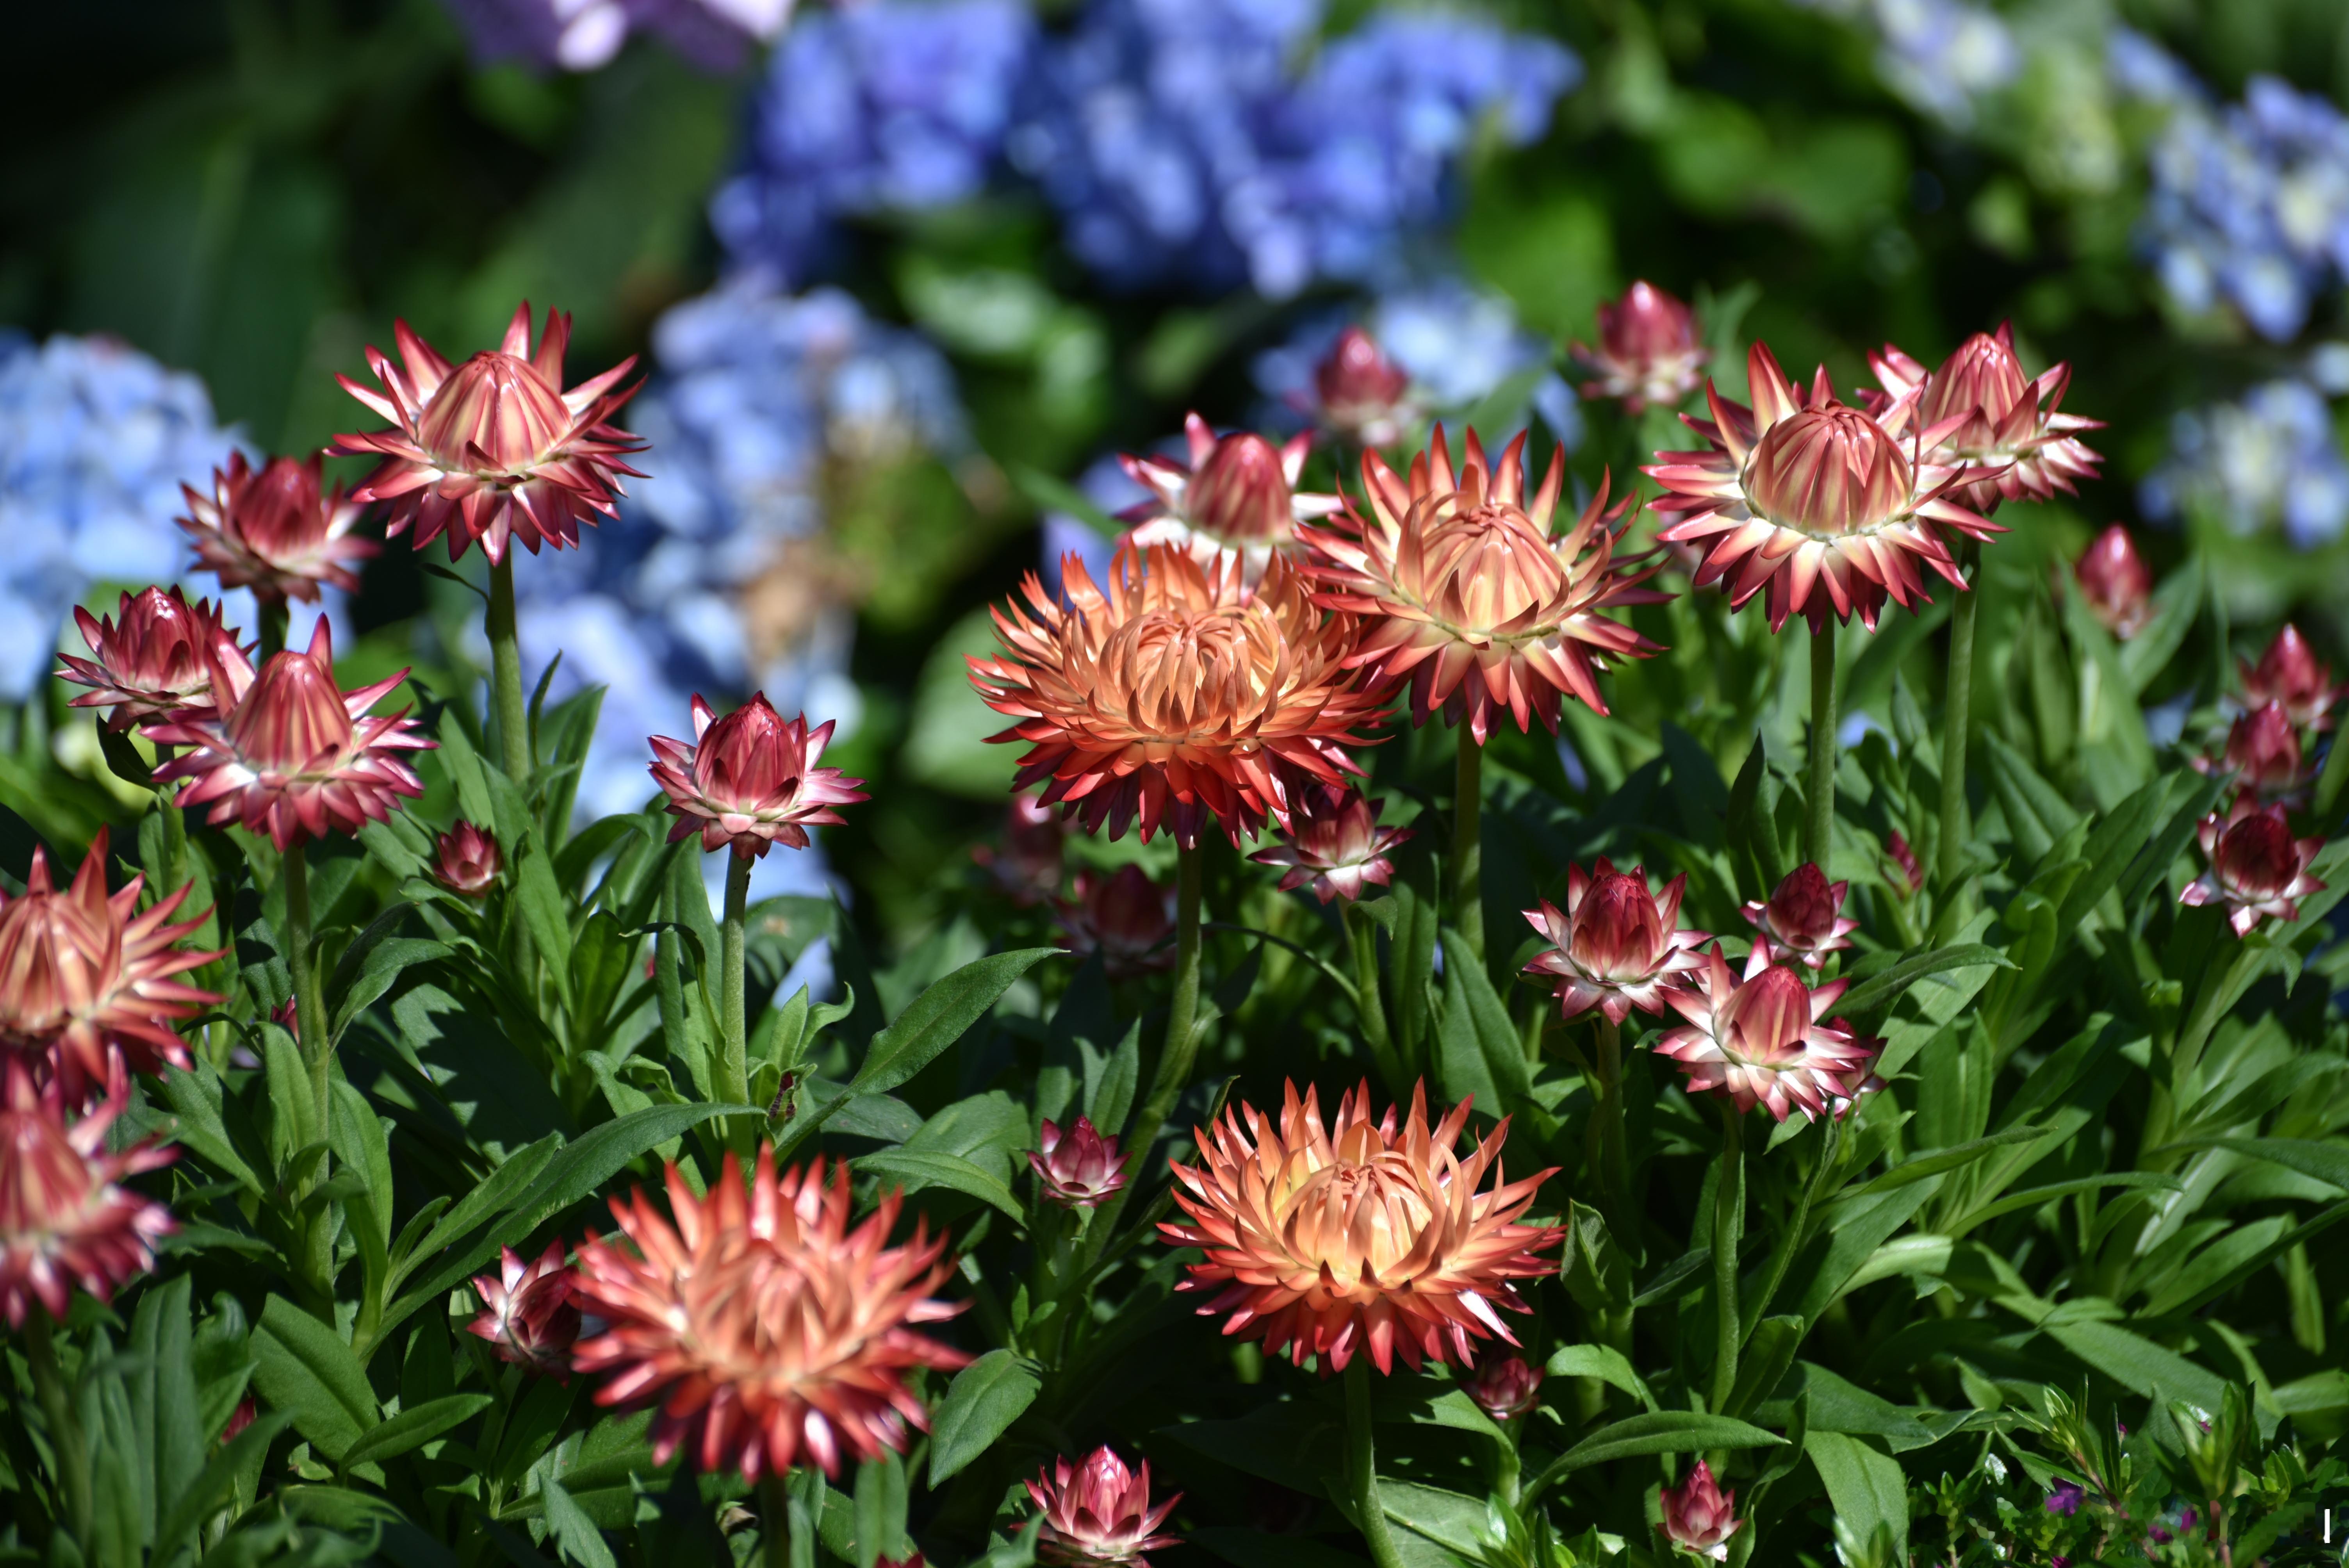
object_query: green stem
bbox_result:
[2315,715,2349,823]
[759,1473,793,1568]
[721,851,753,1107]
[258,598,289,663]
[2148,943,2272,1158]
[285,841,329,1128]
[1122,843,1206,1176]
[1741,1113,1839,1345]
[1453,725,1485,960]
[26,1308,92,1546]
[487,552,531,783]
[1805,618,1839,877]
[1346,905,1404,1098]
[1709,1100,1745,1413]
[1937,541,1981,894]
[1346,1357,1408,1568]
[1592,1017,1629,1231]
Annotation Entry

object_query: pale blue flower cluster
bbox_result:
[0,333,244,703]
[514,276,964,897]
[2140,379,2349,547]
[709,0,1036,282]
[2140,72,2349,342]
[1787,0,2018,128]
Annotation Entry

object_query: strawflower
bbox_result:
[2239,623,2342,728]
[1654,947,1884,1123]
[1302,428,1664,742]
[1464,1353,1543,1421]
[1742,862,1857,970]
[1248,785,1410,904]
[432,820,503,898]
[56,586,252,730]
[2179,799,2327,935]
[1053,865,1176,980]
[1119,413,1340,576]
[146,622,431,852]
[1029,1115,1131,1208]
[1660,1460,1743,1561]
[1646,344,2003,632]
[178,452,376,603]
[971,544,1385,847]
[570,1149,968,1481]
[1571,281,1707,413]
[1521,859,1709,1025]
[0,1060,175,1327]
[2074,525,2155,639]
[649,693,867,859]
[333,301,645,564]
[1863,323,2103,510]
[1027,1446,1182,1568]
[2195,700,2308,802]
[469,1240,580,1376]
[1313,327,1417,448]
[0,828,221,1099]
[1161,1080,1564,1373]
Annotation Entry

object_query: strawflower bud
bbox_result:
[1742,862,1857,969]
[1522,859,1710,1024]
[1654,947,1885,1123]
[2239,624,2343,729]
[1465,1354,1544,1421]
[1053,866,1176,980]
[648,693,868,859]
[432,820,503,898]
[1248,786,1410,904]
[1027,1446,1183,1568]
[2194,701,2308,802]
[1572,282,1707,412]
[2180,798,2327,936]
[469,1240,580,1377]
[178,452,376,603]
[1864,323,2103,510]
[1029,1116,1131,1208]
[56,586,253,730]
[1120,413,1340,576]
[1314,326,1415,447]
[1884,832,1923,898]
[2074,525,2154,639]
[1661,1460,1743,1561]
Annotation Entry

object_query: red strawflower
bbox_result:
[1571,282,1707,413]
[1313,327,1417,448]
[972,794,1067,906]
[178,452,377,603]
[432,820,503,898]
[1302,429,1665,742]
[0,828,221,1101]
[1646,344,2003,632]
[2179,799,2327,936]
[1863,323,2103,511]
[648,694,867,859]
[1028,1447,1183,1568]
[1521,859,1710,1026]
[56,587,253,731]
[1653,947,1884,1123]
[1465,1353,1544,1421]
[1120,413,1341,577]
[2195,701,2309,803]
[2074,525,2155,640]
[0,1059,175,1327]
[1661,1460,1743,1561]
[1029,1116,1131,1208]
[146,622,431,852]
[1248,785,1411,904]
[2239,624,2343,730]
[1053,866,1176,980]
[570,1150,968,1481]
[1161,1080,1565,1374]
[469,1240,581,1377]
[332,302,645,564]
[1741,862,1857,970]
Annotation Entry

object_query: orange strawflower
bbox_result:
[1301,428,1664,743]
[970,544,1385,848]
[1161,1080,1563,1374]
[570,1150,967,1481]
[0,1059,175,1327]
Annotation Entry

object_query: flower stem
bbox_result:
[1453,725,1485,960]
[285,841,329,1128]
[1805,618,1839,878]
[487,552,531,783]
[1592,1016,1629,1230]
[1936,541,1981,896]
[258,598,289,663]
[1740,1113,1838,1345]
[759,1473,793,1568]
[26,1306,92,1546]
[1708,1100,1745,1414]
[1345,904,1404,1099]
[1124,843,1206,1174]
[1345,1357,1407,1568]
[721,850,754,1108]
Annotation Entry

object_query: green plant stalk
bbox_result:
[2149,942,2274,1155]
[720,850,754,1107]
[2315,711,2349,820]
[1121,842,1205,1176]
[487,553,531,782]
[1741,1113,1839,1343]
[1345,1357,1407,1568]
[258,597,290,663]
[1453,725,1485,959]
[1344,905,1404,1098]
[1592,1017,1629,1229]
[760,1473,792,1568]
[285,841,330,1127]
[26,1307,92,1546]
[1709,1100,1744,1413]
[1936,542,1982,894]
[1805,618,1839,876]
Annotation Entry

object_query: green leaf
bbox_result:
[153,1410,295,1563]
[514,832,576,1004]
[855,1149,1026,1221]
[1549,1410,1783,1472]
[927,1350,1043,1486]
[1086,1019,1142,1139]
[2041,1319,2229,1413]
[1837,1127,2048,1199]
[1544,1343,1657,1411]
[156,1061,263,1196]
[1836,945,2012,1018]
[129,1276,203,1539]
[1440,928,1531,1105]
[341,1393,494,1469]
[2174,1138,2349,1192]
[542,1474,621,1568]
[250,1296,376,1463]
[1807,1432,1908,1562]
[853,948,1061,1094]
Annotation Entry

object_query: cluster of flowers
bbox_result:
[712,0,1578,298]
[2139,375,2349,548]
[1789,0,2019,130]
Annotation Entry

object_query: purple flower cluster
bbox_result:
[2140,378,2349,547]
[437,0,789,72]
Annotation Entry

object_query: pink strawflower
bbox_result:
[1654,947,1884,1123]
[1465,1353,1544,1421]
[146,621,431,852]
[1521,859,1710,1025]
[1660,1460,1743,1561]
[1862,323,2103,511]
[2239,624,2342,730]
[1053,866,1176,980]
[1028,1116,1131,1208]
[2179,799,2327,936]
[1572,282,1707,412]
[1312,327,1417,447]
[432,820,503,898]
[1741,863,1857,970]
[1119,412,1341,577]
[178,452,377,603]
[469,1240,581,1377]
[0,1059,175,1327]
[2073,525,2154,640]
[56,587,253,730]
[1027,1447,1183,1568]
[648,693,868,859]
[1248,785,1411,904]
[2195,701,2309,803]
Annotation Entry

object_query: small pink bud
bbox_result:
[432,820,503,898]
[649,694,868,860]
[1465,1354,1543,1421]
[1660,1460,1743,1561]
[468,1240,580,1378]
[1523,860,1710,1025]
[1315,327,1413,443]
[1742,862,1856,969]
[2200,701,2308,801]
[2074,525,2153,639]
[1186,433,1297,547]
[1028,1116,1131,1208]
[1249,786,1410,904]
[2240,624,2342,730]
[2181,799,2327,936]
[1054,866,1176,980]
[1028,1447,1182,1568]
[1574,282,1706,412]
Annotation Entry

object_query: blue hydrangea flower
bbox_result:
[1788,0,2017,128]
[0,333,246,703]
[514,275,966,898]
[711,0,1037,282]
[2140,73,2349,342]
[2141,379,2349,547]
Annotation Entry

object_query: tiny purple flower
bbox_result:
[2045,1481,2085,1516]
